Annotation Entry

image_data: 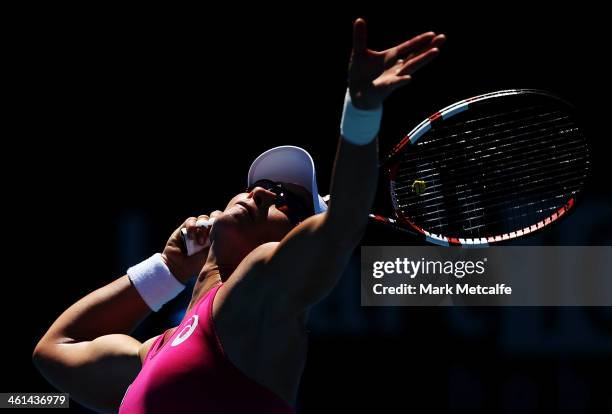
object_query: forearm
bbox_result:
[322,18,442,242]
[32,275,149,412]
[38,275,151,345]
[326,136,378,241]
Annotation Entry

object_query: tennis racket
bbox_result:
[363,89,590,246]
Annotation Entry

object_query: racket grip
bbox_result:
[180,218,215,256]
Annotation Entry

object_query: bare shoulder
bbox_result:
[222,242,279,287]
[214,242,278,301]
[245,241,279,265]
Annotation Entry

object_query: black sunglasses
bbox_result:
[246,179,314,225]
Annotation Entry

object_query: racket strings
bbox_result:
[416,108,566,156]
[461,202,564,232]
[405,121,576,176]
[392,98,589,238]
[426,104,552,138]
[402,183,579,234]
[408,175,583,226]
[395,114,578,184]
[398,154,588,235]
[395,125,587,206]
[395,132,585,185]
[461,197,572,232]
[401,171,584,218]
[403,112,574,167]
[394,142,588,202]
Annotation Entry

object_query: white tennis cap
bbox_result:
[247,146,328,214]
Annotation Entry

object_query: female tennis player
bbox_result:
[33,19,445,413]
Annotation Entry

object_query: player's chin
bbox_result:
[216,212,292,245]
[208,214,247,241]
[216,209,251,227]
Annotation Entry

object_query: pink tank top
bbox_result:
[119,284,295,413]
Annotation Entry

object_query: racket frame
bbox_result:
[377,89,587,246]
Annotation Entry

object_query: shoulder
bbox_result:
[214,242,282,316]
[246,241,279,264]
[215,242,279,298]
[229,242,279,281]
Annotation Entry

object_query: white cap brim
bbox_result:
[247,146,328,214]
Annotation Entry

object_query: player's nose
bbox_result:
[248,187,277,211]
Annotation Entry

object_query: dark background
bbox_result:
[4,3,612,413]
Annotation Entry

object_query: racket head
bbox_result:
[384,89,590,246]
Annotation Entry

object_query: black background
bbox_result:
[4,3,612,413]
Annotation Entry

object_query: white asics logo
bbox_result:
[171,315,199,347]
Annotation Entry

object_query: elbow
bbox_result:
[31,341,61,388]
[32,341,47,371]
[32,337,55,374]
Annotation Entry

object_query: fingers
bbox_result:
[194,210,223,245]
[431,34,446,49]
[399,34,446,62]
[184,217,198,240]
[209,210,223,220]
[184,215,210,245]
[396,47,440,77]
[388,75,413,91]
[352,18,368,56]
[195,214,212,245]
[392,31,436,59]
[181,209,223,248]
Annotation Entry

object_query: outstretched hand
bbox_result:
[348,18,445,109]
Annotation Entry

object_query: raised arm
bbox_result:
[261,19,445,314]
[32,217,211,413]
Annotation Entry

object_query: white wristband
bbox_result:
[127,253,185,312]
[340,89,382,145]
